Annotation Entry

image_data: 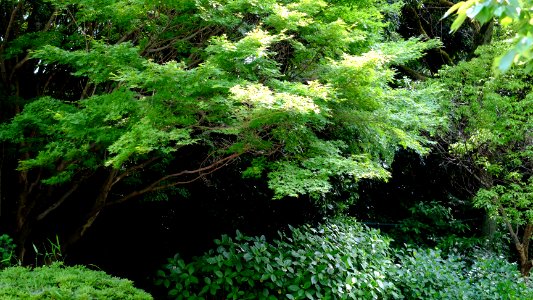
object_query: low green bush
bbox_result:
[0,234,16,268]
[159,218,533,299]
[157,217,400,299]
[0,262,152,299]
[392,200,482,253]
[394,248,533,299]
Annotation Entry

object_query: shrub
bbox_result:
[0,263,152,299]
[0,234,16,269]
[157,217,400,299]
[392,200,480,252]
[393,248,533,299]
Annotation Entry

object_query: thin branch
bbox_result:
[0,1,25,82]
[43,9,59,32]
[107,152,241,206]
[36,182,80,221]
[8,9,58,81]
[495,197,520,247]
[144,26,214,54]
[111,156,160,187]
[523,222,532,258]
[394,65,430,81]
[1,0,24,50]
[9,54,31,80]
[116,28,138,44]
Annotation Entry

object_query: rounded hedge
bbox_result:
[0,263,152,299]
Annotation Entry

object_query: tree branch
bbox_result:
[1,0,24,50]
[523,222,532,261]
[497,202,520,245]
[394,65,430,81]
[144,26,215,54]
[107,152,241,206]
[111,156,160,187]
[36,182,80,221]
[0,1,25,82]
[8,9,58,81]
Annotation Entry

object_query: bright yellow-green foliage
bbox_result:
[0,0,444,201]
[0,263,152,299]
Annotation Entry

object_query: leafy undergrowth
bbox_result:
[395,248,533,299]
[158,217,533,299]
[158,218,398,299]
[0,263,152,300]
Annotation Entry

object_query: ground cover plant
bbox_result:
[0,262,152,299]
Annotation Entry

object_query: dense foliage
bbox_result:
[0,263,152,299]
[158,218,533,299]
[394,248,533,299]
[0,234,16,269]
[435,41,532,275]
[0,0,444,259]
[445,0,533,71]
[157,218,398,299]
[1,0,531,297]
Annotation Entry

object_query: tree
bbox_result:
[435,42,532,275]
[444,0,533,71]
[397,0,495,75]
[0,0,444,260]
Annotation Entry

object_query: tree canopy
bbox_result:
[435,41,532,275]
[0,0,444,258]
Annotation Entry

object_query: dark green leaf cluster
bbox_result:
[393,200,477,251]
[157,218,533,299]
[157,218,400,299]
[0,235,16,269]
[436,41,532,226]
[394,248,533,299]
[0,263,152,299]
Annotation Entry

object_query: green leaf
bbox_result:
[288,285,299,292]
[442,1,466,20]
[450,12,468,33]
[495,50,516,72]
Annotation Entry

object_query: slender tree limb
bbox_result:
[523,222,532,261]
[145,26,214,53]
[1,0,24,50]
[63,169,118,250]
[8,54,31,81]
[8,9,58,81]
[0,1,25,82]
[36,182,81,221]
[394,65,430,81]
[111,156,160,187]
[43,9,59,32]
[404,6,429,38]
[496,197,520,246]
[107,152,241,206]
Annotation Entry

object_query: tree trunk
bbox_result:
[63,169,118,251]
[517,223,533,276]
[14,172,38,262]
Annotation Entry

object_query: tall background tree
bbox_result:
[435,42,532,275]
